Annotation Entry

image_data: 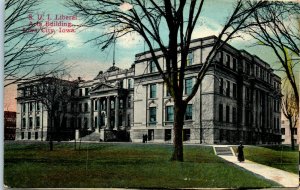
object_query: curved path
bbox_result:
[214,146,298,188]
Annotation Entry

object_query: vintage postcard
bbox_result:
[3,0,299,189]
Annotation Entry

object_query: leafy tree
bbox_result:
[282,85,298,150]
[67,0,267,161]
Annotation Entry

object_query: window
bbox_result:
[62,102,67,112]
[94,100,98,111]
[148,129,154,141]
[22,104,26,112]
[70,117,75,128]
[36,117,40,128]
[85,88,89,96]
[128,114,131,126]
[36,102,40,111]
[22,118,26,129]
[78,117,82,128]
[245,110,250,126]
[119,99,124,109]
[128,79,132,89]
[226,54,230,67]
[94,116,97,128]
[78,103,82,112]
[149,107,156,125]
[232,107,236,123]
[185,104,192,120]
[84,117,88,129]
[226,106,230,123]
[219,78,223,95]
[29,117,33,129]
[219,104,223,122]
[111,100,115,109]
[183,129,190,141]
[35,132,38,140]
[150,84,157,98]
[28,132,31,140]
[84,103,88,112]
[101,101,106,110]
[187,51,194,66]
[79,89,82,96]
[165,129,172,141]
[185,78,193,95]
[294,128,297,135]
[226,81,230,97]
[21,132,24,139]
[149,60,157,73]
[128,96,131,108]
[233,58,237,71]
[281,128,285,135]
[29,102,33,112]
[245,87,250,101]
[233,83,237,98]
[166,106,174,122]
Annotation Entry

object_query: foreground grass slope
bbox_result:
[242,145,298,174]
[5,142,279,188]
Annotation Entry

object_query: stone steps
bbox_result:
[79,132,100,141]
[214,146,234,156]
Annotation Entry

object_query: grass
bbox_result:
[232,145,298,174]
[4,142,279,188]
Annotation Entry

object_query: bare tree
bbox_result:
[242,1,300,112]
[282,86,298,150]
[30,72,78,150]
[67,0,267,161]
[4,0,64,87]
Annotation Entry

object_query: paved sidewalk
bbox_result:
[218,155,299,188]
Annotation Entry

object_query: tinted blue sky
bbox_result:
[5,0,296,111]
[33,0,281,79]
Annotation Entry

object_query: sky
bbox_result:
[4,0,299,111]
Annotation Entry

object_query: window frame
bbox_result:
[166,105,174,122]
[185,104,193,120]
[149,107,157,125]
[150,84,157,98]
[187,51,194,66]
[185,78,193,95]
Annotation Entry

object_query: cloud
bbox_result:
[192,17,254,43]
[119,2,133,12]
[52,32,83,48]
[117,32,143,48]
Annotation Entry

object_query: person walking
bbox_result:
[237,142,245,162]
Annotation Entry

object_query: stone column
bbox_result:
[114,96,119,130]
[90,99,94,130]
[97,98,101,132]
[107,96,111,129]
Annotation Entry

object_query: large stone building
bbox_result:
[15,36,282,144]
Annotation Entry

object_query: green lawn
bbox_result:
[233,145,298,174]
[5,142,279,188]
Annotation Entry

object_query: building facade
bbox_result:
[4,111,16,140]
[15,36,282,144]
[281,114,299,145]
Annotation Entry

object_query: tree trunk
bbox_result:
[289,118,295,150]
[171,102,186,162]
[49,116,54,151]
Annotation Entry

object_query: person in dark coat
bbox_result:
[237,142,245,162]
